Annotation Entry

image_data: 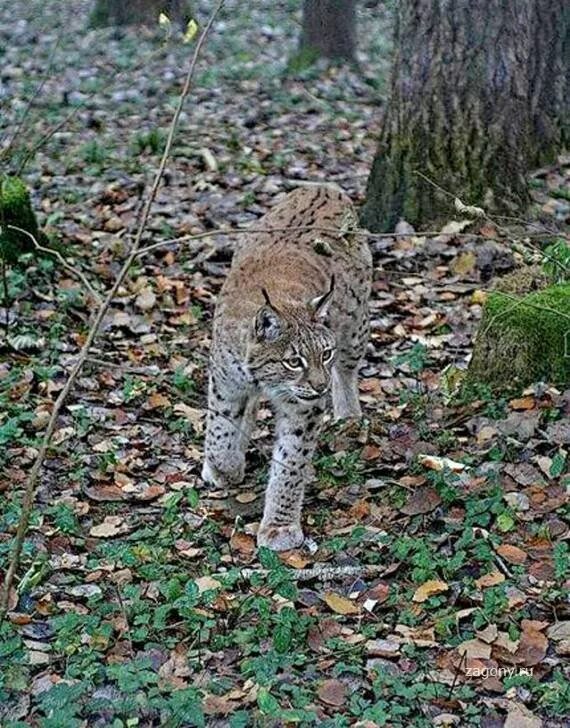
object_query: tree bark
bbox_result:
[91,0,193,28]
[361,0,535,232]
[529,0,569,165]
[299,0,357,62]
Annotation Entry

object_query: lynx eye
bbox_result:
[283,355,304,371]
[322,348,334,363]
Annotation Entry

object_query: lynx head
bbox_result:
[246,277,336,402]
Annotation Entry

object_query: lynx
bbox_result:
[202,186,372,551]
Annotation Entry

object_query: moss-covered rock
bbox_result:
[0,176,39,263]
[468,283,570,389]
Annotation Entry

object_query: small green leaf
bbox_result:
[497,512,515,532]
[550,451,566,479]
[258,688,280,715]
[273,623,292,654]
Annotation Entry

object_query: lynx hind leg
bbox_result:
[202,375,257,488]
[332,303,369,420]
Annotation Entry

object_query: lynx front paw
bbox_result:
[257,522,304,551]
[201,458,245,488]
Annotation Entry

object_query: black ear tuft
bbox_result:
[309,275,335,320]
[261,288,272,306]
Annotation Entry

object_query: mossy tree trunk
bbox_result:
[299,0,357,62]
[361,0,536,232]
[91,0,193,28]
[529,0,569,165]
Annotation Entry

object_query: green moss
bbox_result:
[0,176,39,263]
[468,283,570,389]
[287,46,321,74]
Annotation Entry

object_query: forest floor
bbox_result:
[0,1,569,726]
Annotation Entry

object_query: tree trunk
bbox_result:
[91,0,193,28]
[529,1,569,165]
[361,0,535,232]
[299,0,357,62]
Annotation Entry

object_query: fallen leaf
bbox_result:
[365,639,400,657]
[235,491,258,504]
[504,701,543,728]
[194,576,221,594]
[317,679,346,707]
[323,592,359,615]
[496,544,528,564]
[229,531,255,557]
[509,396,536,411]
[547,621,570,641]
[173,403,204,433]
[457,638,492,660]
[475,571,505,589]
[89,516,129,538]
[412,579,449,603]
[418,454,466,472]
[135,287,156,311]
[145,392,171,409]
[394,624,436,647]
[400,487,441,515]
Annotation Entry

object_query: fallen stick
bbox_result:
[226,563,390,583]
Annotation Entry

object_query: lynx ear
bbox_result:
[309,275,335,320]
[254,288,282,341]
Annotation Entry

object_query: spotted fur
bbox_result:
[202,186,372,550]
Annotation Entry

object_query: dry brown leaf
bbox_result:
[318,679,346,707]
[235,491,258,504]
[146,392,171,409]
[475,571,505,589]
[504,702,543,728]
[229,531,255,557]
[457,638,492,660]
[323,592,359,615]
[280,551,311,569]
[547,621,570,641]
[400,487,441,515]
[89,516,129,538]
[394,624,436,647]
[194,575,221,594]
[509,396,536,411]
[173,403,204,433]
[496,544,528,564]
[412,579,449,603]
[516,625,548,666]
[135,287,156,311]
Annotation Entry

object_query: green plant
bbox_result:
[0,176,39,263]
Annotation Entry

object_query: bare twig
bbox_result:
[135,223,536,259]
[6,225,102,305]
[0,0,226,619]
[226,562,389,582]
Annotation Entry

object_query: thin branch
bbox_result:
[6,225,102,305]
[0,0,226,619]
[135,223,543,260]
[225,562,390,582]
